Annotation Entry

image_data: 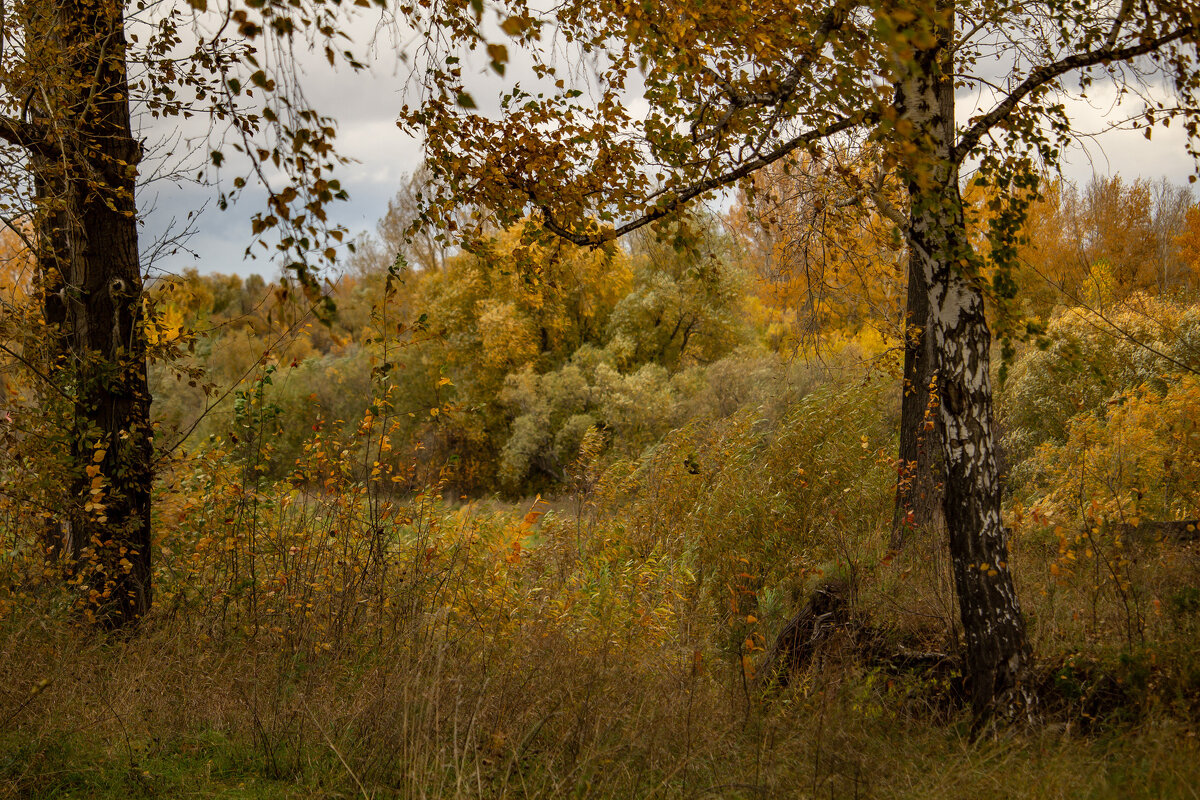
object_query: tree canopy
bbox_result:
[403,0,1199,249]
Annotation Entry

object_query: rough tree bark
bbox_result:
[891,255,945,550]
[895,5,1030,719]
[24,0,152,627]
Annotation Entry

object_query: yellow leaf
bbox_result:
[500,15,525,36]
[487,43,509,65]
[520,495,548,530]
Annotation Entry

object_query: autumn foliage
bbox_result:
[2,170,1200,795]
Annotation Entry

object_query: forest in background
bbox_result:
[120,171,1200,498]
[4,163,1200,796]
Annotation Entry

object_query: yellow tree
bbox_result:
[1008,176,1197,323]
[0,228,36,408]
[394,224,635,488]
[1179,204,1200,282]
[726,153,908,350]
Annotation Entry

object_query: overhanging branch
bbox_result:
[953,26,1198,165]
[691,0,861,149]
[541,112,872,246]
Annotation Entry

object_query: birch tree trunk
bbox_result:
[896,4,1030,719]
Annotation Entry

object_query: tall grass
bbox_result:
[2,375,1200,798]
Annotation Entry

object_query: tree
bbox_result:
[724,153,908,352]
[1014,176,1196,312]
[402,0,1200,717]
[346,167,463,277]
[0,0,366,627]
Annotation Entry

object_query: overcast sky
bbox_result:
[135,26,1200,282]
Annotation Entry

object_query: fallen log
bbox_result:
[757,578,955,691]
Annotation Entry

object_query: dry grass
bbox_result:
[3,608,1200,799]
[3,387,1200,798]
[3,508,1199,799]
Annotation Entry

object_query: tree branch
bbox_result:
[541,112,872,246]
[0,113,49,154]
[0,342,72,402]
[680,0,859,148]
[953,25,1198,165]
[868,188,933,265]
[1105,0,1136,49]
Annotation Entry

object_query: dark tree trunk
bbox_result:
[757,578,850,686]
[895,6,1030,721]
[31,0,152,627]
[891,249,945,549]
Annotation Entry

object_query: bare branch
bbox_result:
[0,342,71,401]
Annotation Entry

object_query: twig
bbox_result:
[0,678,51,730]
